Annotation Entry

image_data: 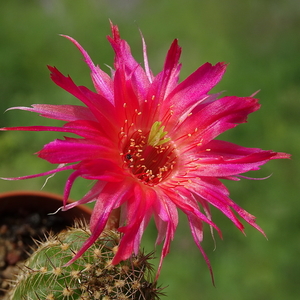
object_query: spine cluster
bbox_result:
[8,223,162,300]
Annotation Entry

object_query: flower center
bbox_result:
[121,122,177,186]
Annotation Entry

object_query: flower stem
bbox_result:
[105,207,121,230]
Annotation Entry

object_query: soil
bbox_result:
[0,208,70,299]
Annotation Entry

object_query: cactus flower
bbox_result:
[1,22,290,278]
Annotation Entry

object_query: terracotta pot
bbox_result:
[0,190,92,224]
[0,190,92,297]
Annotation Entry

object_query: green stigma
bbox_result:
[148,121,171,146]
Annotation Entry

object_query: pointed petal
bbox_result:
[174,95,260,146]
[187,213,215,284]
[140,29,154,83]
[74,159,125,182]
[138,39,182,128]
[108,22,150,102]
[152,191,179,277]
[48,66,116,126]
[0,164,74,181]
[154,39,182,101]
[61,35,114,103]
[163,187,221,234]
[189,177,265,235]
[65,180,133,266]
[163,62,227,122]
[62,181,106,211]
[6,104,97,122]
[113,185,155,263]
[37,138,113,164]
[190,140,288,177]
[113,68,140,118]
[1,119,112,140]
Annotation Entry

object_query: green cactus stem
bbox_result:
[8,222,163,300]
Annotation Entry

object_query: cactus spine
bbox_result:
[9,223,162,300]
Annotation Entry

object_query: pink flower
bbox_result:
[1,22,290,278]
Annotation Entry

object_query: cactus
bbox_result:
[8,222,162,300]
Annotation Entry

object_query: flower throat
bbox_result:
[121,122,177,186]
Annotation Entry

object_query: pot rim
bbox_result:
[0,190,92,223]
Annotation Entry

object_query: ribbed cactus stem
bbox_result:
[8,222,162,300]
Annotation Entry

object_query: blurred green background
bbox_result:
[0,0,299,299]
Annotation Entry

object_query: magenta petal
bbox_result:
[113,185,155,263]
[163,62,227,122]
[154,39,182,101]
[48,66,116,125]
[38,138,113,163]
[151,191,179,277]
[108,22,150,101]
[187,213,215,283]
[65,181,132,266]
[191,148,285,177]
[0,164,73,181]
[89,181,133,232]
[174,95,260,146]
[140,30,154,83]
[1,123,108,142]
[1,121,106,140]
[62,169,84,206]
[112,68,140,117]
[189,177,265,235]
[62,181,106,211]
[6,104,97,122]
[61,35,114,103]
[74,159,125,182]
